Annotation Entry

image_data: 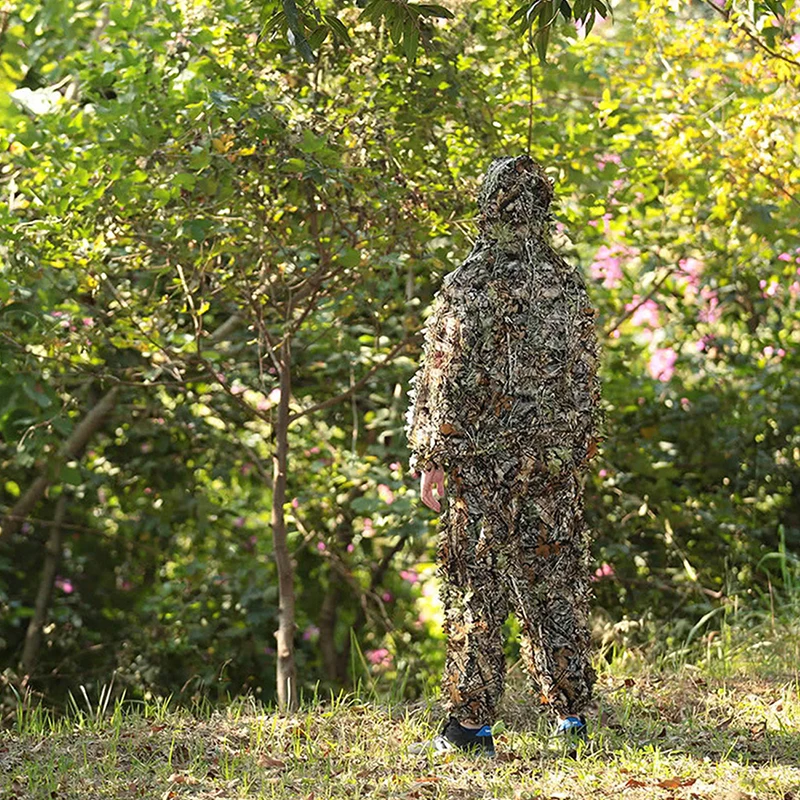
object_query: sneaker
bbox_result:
[409,716,496,757]
[554,715,588,741]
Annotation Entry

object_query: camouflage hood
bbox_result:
[477,155,554,238]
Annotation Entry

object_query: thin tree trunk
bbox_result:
[272,339,297,712]
[1,387,119,537]
[20,494,67,677]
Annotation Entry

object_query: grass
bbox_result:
[2,619,799,799]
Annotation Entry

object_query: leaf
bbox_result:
[324,14,352,46]
[509,5,527,25]
[297,129,325,153]
[4,480,20,498]
[60,464,82,486]
[657,778,696,789]
[403,25,419,61]
[624,778,647,788]
[414,3,455,18]
[307,25,329,50]
[282,0,315,63]
[534,23,550,63]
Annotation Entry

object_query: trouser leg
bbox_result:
[438,476,509,724]
[509,472,596,717]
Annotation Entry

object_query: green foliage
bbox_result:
[0,0,799,712]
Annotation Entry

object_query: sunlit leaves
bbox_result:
[509,0,610,61]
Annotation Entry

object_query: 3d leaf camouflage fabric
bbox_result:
[406,155,601,722]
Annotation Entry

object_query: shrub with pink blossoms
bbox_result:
[365,647,392,668]
[648,347,677,382]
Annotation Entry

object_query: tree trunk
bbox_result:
[1,387,118,537]
[272,339,297,712]
[20,494,68,677]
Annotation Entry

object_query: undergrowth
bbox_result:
[1,608,799,800]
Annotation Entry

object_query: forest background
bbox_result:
[0,0,799,717]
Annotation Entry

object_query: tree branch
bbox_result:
[287,335,415,423]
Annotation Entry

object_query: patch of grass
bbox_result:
[2,620,799,799]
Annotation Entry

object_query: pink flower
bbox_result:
[696,335,714,352]
[291,497,299,509]
[317,541,326,552]
[302,625,319,641]
[590,244,636,289]
[680,397,691,410]
[760,279,779,298]
[366,648,392,668]
[82,317,94,327]
[778,253,793,262]
[234,516,246,528]
[347,543,355,552]
[598,469,608,478]
[363,518,374,536]
[626,296,660,328]
[120,580,133,591]
[377,484,395,505]
[594,153,622,169]
[389,462,401,471]
[591,563,615,582]
[400,569,419,584]
[789,281,800,298]
[698,287,721,324]
[382,591,392,602]
[268,388,281,404]
[648,347,677,382]
[789,32,800,54]
[55,577,74,594]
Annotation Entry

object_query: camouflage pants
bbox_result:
[437,461,596,722]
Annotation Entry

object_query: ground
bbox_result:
[2,634,799,799]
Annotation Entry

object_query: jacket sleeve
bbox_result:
[405,284,470,473]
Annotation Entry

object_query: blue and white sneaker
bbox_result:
[409,716,496,757]
[554,715,588,744]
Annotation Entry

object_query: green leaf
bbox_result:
[403,25,419,61]
[60,464,82,486]
[534,23,550,62]
[282,0,315,63]
[307,25,329,50]
[298,129,325,153]
[173,173,197,190]
[414,4,455,18]
[324,14,352,46]
[283,157,306,172]
[4,480,20,498]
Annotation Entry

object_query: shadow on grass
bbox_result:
[487,667,800,768]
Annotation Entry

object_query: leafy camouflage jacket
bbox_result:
[405,156,601,476]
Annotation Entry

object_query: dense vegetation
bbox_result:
[1,0,798,715]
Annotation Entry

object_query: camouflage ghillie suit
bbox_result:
[405,155,601,723]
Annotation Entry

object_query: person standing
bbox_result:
[405,155,601,756]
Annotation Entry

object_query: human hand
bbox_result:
[420,465,445,513]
